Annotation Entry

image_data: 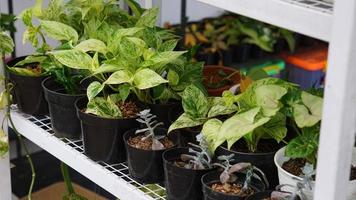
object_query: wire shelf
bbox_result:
[282,0,333,14]
[14,111,166,200]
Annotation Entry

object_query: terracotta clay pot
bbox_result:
[203,65,240,96]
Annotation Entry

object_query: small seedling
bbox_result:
[135,109,165,150]
[180,133,212,170]
[213,154,269,194]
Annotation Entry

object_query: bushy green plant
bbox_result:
[202,78,323,153]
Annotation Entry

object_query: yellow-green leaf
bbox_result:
[50,49,92,69]
[40,20,78,43]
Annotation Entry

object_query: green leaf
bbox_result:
[219,107,270,149]
[285,130,318,160]
[115,27,143,38]
[280,28,296,52]
[40,20,78,43]
[93,64,125,75]
[7,67,40,77]
[142,51,186,71]
[22,26,39,47]
[208,97,238,118]
[75,39,107,54]
[293,91,323,128]
[302,92,323,119]
[86,97,122,119]
[87,81,104,100]
[0,32,14,55]
[118,84,131,102]
[182,84,209,119]
[13,55,47,67]
[124,0,145,17]
[202,118,225,152]
[92,52,99,70]
[119,37,146,58]
[33,0,43,17]
[133,68,168,89]
[0,91,10,110]
[136,7,159,27]
[255,85,287,117]
[167,70,179,86]
[50,49,93,69]
[158,39,178,52]
[168,113,206,133]
[104,70,132,85]
[256,112,287,143]
[0,129,9,158]
[19,8,33,27]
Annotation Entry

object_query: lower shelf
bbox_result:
[10,108,166,200]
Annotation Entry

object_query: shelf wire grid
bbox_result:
[19,112,167,200]
[281,0,333,14]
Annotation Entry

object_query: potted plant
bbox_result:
[163,133,215,200]
[203,65,240,96]
[201,78,321,188]
[124,109,177,183]
[201,154,268,200]
[246,184,303,200]
[168,84,237,146]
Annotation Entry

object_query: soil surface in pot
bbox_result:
[282,158,356,180]
[24,64,42,75]
[128,135,174,150]
[204,69,234,89]
[210,182,255,197]
[229,140,281,153]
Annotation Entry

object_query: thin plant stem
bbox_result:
[61,162,75,195]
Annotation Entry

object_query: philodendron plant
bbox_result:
[168,84,237,133]
[135,109,165,150]
[202,78,323,153]
[213,154,269,194]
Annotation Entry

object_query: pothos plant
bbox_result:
[213,154,269,194]
[135,109,165,150]
[168,84,237,133]
[202,78,323,153]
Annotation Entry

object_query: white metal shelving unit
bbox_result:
[9,108,166,200]
[2,0,356,200]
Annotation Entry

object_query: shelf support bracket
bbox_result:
[314,0,356,199]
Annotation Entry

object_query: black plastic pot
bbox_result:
[201,171,266,200]
[7,56,49,116]
[222,48,234,66]
[215,142,279,189]
[42,77,85,139]
[196,52,219,65]
[245,191,272,200]
[163,147,214,200]
[234,44,252,63]
[76,97,138,163]
[250,45,272,60]
[124,128,177,183]
[147,101,182,128]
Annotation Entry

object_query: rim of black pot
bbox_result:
[217,142,280,156]
[245,190,273,200]
[163,147,216,172]
[124,128,178,152]
[42,77,86,97]
[75,96,138,122]
[201,171,265,197]
[6,56,49,78]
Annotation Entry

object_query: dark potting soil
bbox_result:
[26,64,43,75]
[282,158,306,177]
[210,182,255,197]
[230,140,281,153]
[117,101,140,118]
[128,135,174,150]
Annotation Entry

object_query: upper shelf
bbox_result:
[197,0,333,42]
[10,108,166,200]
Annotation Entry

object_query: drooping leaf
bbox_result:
[40,20,79,43]
[87,81,104,100]
[86,97,122,119]
[208,97,238,118]
[18,8,33,27]
[13,55,47,67]
[124,0,145,17]
[168,113,206,133]
[0,32,14,55]
[75,39,107,54]
[181,84,209,119]
[133,68,168,89]
[7,67,40,76]
[50,49,92,69]
[202,118,225,152]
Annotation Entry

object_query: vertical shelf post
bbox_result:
[314,0,356,199]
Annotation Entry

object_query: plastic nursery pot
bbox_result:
[42,77,85,139]
[163,147,215,200]
[147,101,182,128]
[245,191,272,200]
[7,56,49,116]
[76,97,139,163]
[215,141,280,189]
[274,147,356,200]
[195,51,219,65]
[250,45,273,60]
[234,44,252,63]
[203,65,240,97]
[201,171,266,200]
[123,128,177,184]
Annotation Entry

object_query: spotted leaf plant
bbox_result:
[180,133,213,170]
[213,154,269,194]
[135,109,165,150]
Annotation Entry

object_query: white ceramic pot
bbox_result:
[274,146,356,200]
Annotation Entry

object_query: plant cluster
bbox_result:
[200,77,322,153]
[135,109,165,150]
